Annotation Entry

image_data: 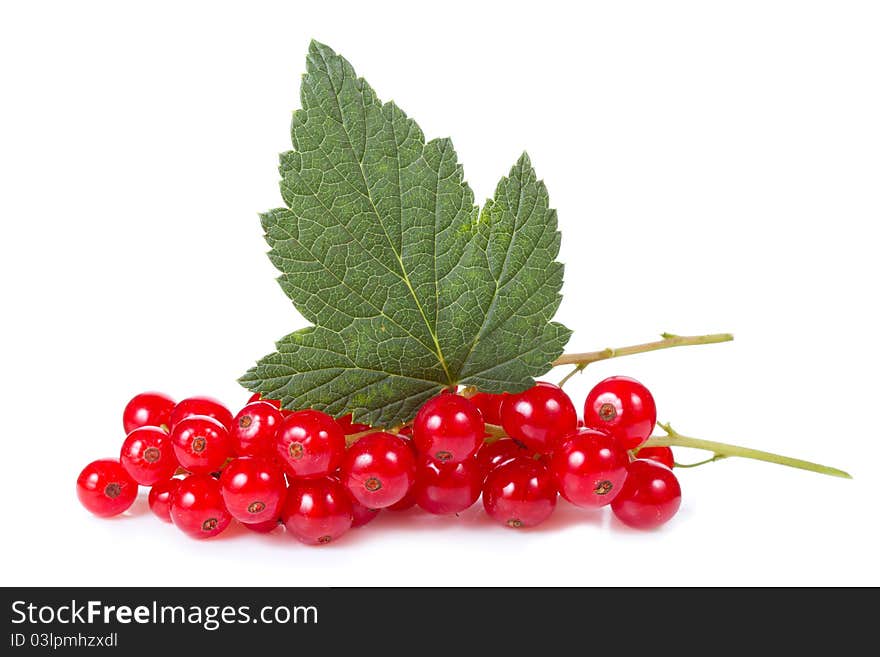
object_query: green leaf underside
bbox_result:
[239,40,571,426]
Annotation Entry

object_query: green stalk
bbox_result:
[644,423,851,479]
[554,332,733,387]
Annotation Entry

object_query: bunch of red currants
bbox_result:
[76,376,681,543]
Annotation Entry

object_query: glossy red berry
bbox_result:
[470,392,508,426]
[475,438,532,479]
[169,396,234,431]
[242,518,282,533]
[415,457,481,514]
[276,410,346,478]
[170,473,232,539]
[386,486,418,511]
[499,382,577,453]
[120,426,178,486]
[147,478,180,522]
[636,446,675,469]
[282,477,353,545]
[247,392,281,409]
[230,401,283,457]
[550,429,629,507]
[219,456,287,523]
[350,500,381,527]
[611,459,682,530]
[336,413,371,434]
[76,459,138,517]
[584,376,657,450]
[171,415,232,474]
[482,458,557,528]
[386,437,419,511]
[340,432,417,509]
[413,394,484,463]
[123,392,175,433]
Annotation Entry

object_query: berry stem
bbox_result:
[554,332,733,386]
[672,454,727,468]
[644,422,852,479]
[483,423,507,443]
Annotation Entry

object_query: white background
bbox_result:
[1,1,878,586]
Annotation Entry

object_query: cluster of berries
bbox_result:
[76,376,681,543]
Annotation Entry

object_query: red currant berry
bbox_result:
[123,392,175,433]
[415,457,481,515]
[470,392,508,426]
[282,477,353,545]
[386,437,419,511]
[482,458,557,528]
[76,459,138,517]
[171,415,232,474]
[336,413,371,434]
[386,486,418,511]
[120,426,178,486]
[636,446,674,469]
[219,456,287,523]
[350,500,380,527]
[611,459,682,530]
[413,394,484,463]
[584,376,657,450]
[247,392,281,409]
[499,382,577,453]
[242,518,282,533]
[276,410,346,478]
[340,432,417,509]
[230,401,283,457]
[550,429,629,507]
[169,396,234,431]
[475,439,532,479]
[147,477,180,522]
[170,473,232,539]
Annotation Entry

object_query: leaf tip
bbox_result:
[308,38,332,54]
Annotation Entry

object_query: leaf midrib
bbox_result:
[316,46,453,384]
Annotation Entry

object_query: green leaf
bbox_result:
[240,40,571,426]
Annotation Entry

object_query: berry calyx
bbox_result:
[550,429,629,507]
[482,458,557,528]
[414,457,482,515]
[584,376,657,450]
[219,456,287,523]
[170,473,232,539]
[170,415,232,474]
[413,394,484,463]
[636,446,674,469]
[147,478,180,522]
[120,426,178,486]
[169,396,234,431]
[282,477,353,545]
[122,392,175,433]
[499,382,577,453]
[230,401,283,458]
[611,459,681,530]
[340,432,417,509]
[275,410,346,478]
[475,438,533,479]
[76,459,138,517]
